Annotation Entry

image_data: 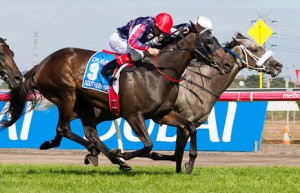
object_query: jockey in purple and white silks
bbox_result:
[101,13,173,79]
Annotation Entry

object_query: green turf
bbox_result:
[0,164,299,193]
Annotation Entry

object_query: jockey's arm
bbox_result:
[128,24,149,51]
[148,23,191,48]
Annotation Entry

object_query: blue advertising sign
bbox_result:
[0,101,268,152]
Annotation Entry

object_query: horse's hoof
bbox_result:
[84,155,90,165]
[39,141,52,150]
[119,163,132,172]
[86,154,98,167]
[176,167,182,173]
[184,163,193,175]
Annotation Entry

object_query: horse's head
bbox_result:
[187,21,232,74]
[0,38,23,88]
[225,33,283,77]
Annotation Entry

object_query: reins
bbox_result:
[154,55,182,83]
[153,30,219,83]
[181,68,220,99]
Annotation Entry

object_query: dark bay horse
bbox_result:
[0,22,231,174]
[139,33,283,169]
[0,38,23,89]
[50,33,282,173]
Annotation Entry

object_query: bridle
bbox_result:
[179,29,223,70]
[155,28,224,82]
[179,38,279,100]
[225,40,272,73]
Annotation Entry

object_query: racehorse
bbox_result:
[136,33,283,171]
[0,38,23,89]
[0,22,231,174]
[43,33,283,173]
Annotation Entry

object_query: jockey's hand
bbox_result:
[182,27,189,34]
[148,47,160,56]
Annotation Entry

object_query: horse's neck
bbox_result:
[204,63,241,95]
[182,61,241,104]
[154,34,197,78]
[175,62,241,124]
[144,49,193,80]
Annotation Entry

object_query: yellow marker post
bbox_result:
[259,72,263,88]
[248,18,273,88]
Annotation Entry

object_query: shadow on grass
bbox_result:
[46,169,179,176]
[1,166,184,176]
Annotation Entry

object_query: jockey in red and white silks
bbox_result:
[101,13,173,79]
[110,13,173,60]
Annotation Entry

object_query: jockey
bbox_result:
[101,12,173,79]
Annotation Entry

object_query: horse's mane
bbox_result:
[224,32,247,49]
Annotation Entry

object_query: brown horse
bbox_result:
[0,38,23,89]
[0,22,231,174]
[44,33,283,173]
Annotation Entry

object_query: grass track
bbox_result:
[0,164,300,193]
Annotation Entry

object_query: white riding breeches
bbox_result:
[109,32,144,61]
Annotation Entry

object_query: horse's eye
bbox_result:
[252,49,258,52]
[205,38,214,45]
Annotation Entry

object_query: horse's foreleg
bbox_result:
[112,114,152,160]
[138,127,189,173]
[174,127,190,172]
[143,127,190,170]
[83,124,132,171]
[184,124,197,175]
[154,110,197,174]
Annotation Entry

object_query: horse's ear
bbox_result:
[232,33,240,42]
[189,20,198,32]
[190,20,196,28]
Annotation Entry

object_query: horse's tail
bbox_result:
[0,65,42,128]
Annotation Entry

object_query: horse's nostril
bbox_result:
[225,63,232,70]
[14,75,23,84]
[275,63,283,70]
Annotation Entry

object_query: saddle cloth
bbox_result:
[82,50,133,116]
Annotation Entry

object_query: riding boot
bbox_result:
[116,53,132,65]
[101,53,132,80]
[101,59,118,77]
